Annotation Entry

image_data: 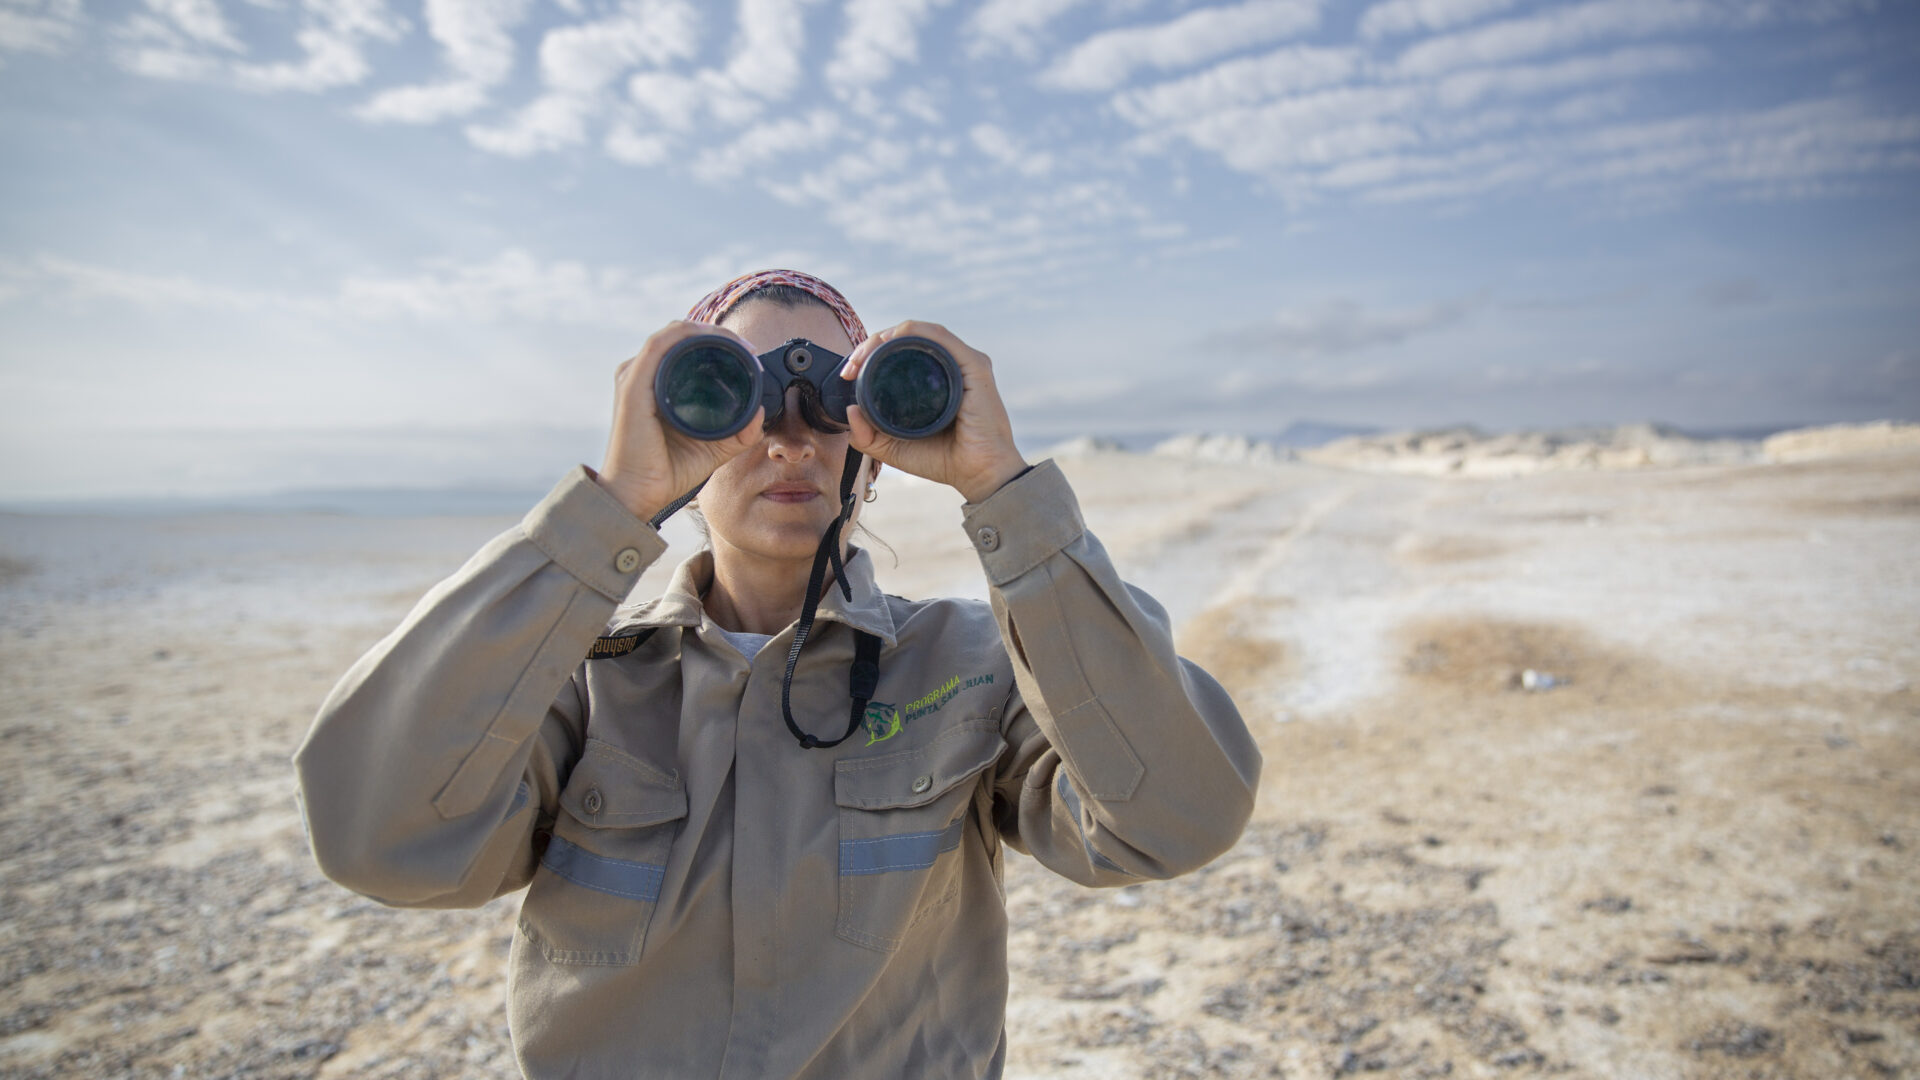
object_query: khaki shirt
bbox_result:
[294,460,1260,1079]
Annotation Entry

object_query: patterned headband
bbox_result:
[685,269,868,347]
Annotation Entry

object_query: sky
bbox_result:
[1,0,1917,499]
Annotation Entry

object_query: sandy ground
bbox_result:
[1,449,1915,1078]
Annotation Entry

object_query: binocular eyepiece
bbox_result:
[654,334,962,442]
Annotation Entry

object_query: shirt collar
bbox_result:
[608,546,898,647]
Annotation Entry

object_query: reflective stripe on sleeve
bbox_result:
[1056,771,1135,877]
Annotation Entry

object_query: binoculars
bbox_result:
[654,334,962,442]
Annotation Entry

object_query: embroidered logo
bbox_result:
[862,702,902,745]
[862,673,995,746]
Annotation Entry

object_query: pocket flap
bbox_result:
[561,738,687,827]
[834,719,1003,810]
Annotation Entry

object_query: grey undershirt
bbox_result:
[713,626,775,661]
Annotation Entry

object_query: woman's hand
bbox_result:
[840,321,1030,504]
[597,321,767,522]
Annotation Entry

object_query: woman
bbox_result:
[294,270,1261,1079]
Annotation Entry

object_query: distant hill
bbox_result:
[1270,421,1383,448]
[1301,422,1763,476]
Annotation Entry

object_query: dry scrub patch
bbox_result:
[0,553,33,586]
[1397,617,1647,702]
[1176,601,1291,720]
[1791,492,1920,518]
[1392,533,1508,565]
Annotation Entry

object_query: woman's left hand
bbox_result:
[840,321,1030,504]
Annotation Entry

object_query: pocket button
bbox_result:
[911,774,932,794]
[582,787,604,815]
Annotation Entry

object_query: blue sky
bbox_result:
[2,0,1917,498]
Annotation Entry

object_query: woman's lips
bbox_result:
[760,483,819,504]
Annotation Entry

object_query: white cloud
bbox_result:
[231,0,409,92]
[1104,1,1920,216]
[1565,96,1920,193]
[625,0,814,127]
[1343,95,1920,208]
[143,0,244,51]
[337,247,838,325]
[357,79,489,123]
[356,0,533,123]
[969,122,1053,177]
[234,25,374,90]
[1170,84,1424,175]
[1394,0,1715,78]
[625,70,708,131]
[722,0,816,101]
[1112,44,1361,128]
[828,0,951,93]
[621,0,817,140]
[537,0,696,96]
[757,134,914,207]
[466,93,592,155]
[894,86,942,125]
[1,0,83,54]
[690,109,840,182]
[604,122,671,165]
[963,0,1087,60]
[1208,297,1478,357]
[6,248,817,329]
[1433,42,1700,108]
[1040,0,1324,92]
[114,45,223,80]
[814,171,980,250]
[1357,0,1522,41]
[465,0,697,155]
[15,253,304,311]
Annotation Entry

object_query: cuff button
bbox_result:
[615,548,641,573]
[975,526,1000,552]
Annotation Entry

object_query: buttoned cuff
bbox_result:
[522,466,668,601]
[960,458,1086,587]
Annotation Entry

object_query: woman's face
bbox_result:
[700,298,870,565]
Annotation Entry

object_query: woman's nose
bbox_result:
[767,386,816,461]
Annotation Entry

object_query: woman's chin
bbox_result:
[722,522,836,564]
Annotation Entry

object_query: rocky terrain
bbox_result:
[2,438,1916,1078]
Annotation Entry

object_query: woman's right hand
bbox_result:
[595,321,766,523]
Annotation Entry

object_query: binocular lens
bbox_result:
[660,343,756,438]
[865,346,954,437]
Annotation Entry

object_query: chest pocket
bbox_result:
[834,718,1004,953]
[519,738,687,966]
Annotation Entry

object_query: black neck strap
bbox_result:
[649,448,881,750]
[648,482,704,531]
[779,447,871,749]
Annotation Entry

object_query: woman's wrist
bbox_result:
[957,456,1032,504]
[590,466,664,524]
